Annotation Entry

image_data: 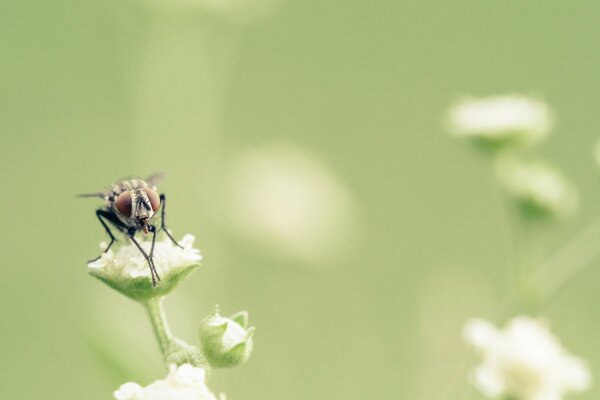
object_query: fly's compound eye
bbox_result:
[115,192,133,217]
[144,188,161,212]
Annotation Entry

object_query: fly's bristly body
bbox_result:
[79,173,182,287]
[107,178,161,234]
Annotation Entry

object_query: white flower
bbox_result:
[87,234,202,300]
[88,234,201,279]
[447,95,551,146]
[229,144,358,266]
[499,161,577,219]
[464,317,591,400]
[114,364,224,400]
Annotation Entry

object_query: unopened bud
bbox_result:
[199,307,254,368]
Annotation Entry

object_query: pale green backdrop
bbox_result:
[1,1,600,399]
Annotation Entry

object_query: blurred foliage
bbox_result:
[2,1,600,399]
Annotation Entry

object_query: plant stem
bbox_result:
[539,216,600,302]
[493,156,539,313]
[143,297,172,359]
[512,216,538,313]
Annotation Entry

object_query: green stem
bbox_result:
[539,216,600,302]
[143,297,173,359]
[493,155,539,313]
[513,216,538,312]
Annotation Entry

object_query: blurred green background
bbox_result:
[2,0,600,399]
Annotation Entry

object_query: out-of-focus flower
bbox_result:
[88,234,201,301]
[140,0,283,23]
[463,316,591,400]
[593,139,600,168]
[228,144,359,266]
[114,363,223,400]
[199,307,254,368]
[447,95,552,149]
[498,160,577,219]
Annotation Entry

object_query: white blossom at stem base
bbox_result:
[114,364,224,400]
[87,234,202,301]
[463,316,591,400]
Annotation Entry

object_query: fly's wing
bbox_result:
[76,172,166,198]
[145,172,167,187]
[76,192,107,199]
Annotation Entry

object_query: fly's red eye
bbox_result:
[115,192,132,217]
[144,188,161,212]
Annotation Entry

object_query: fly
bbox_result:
[79,173,182,286]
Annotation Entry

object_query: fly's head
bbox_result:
[114,187,161,234]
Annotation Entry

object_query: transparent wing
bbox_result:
[76,192,107,199]
[145,172,167,187]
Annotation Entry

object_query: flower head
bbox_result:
[498,160,577,220]
[114,364,223,400]
[199,307,255,368]
[464,317,591,400]
[88,234,201,301]
[447,95,552,149]
[229,144,358,266]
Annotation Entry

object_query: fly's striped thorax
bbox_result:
[110,179,150,196]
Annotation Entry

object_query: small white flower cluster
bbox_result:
[448,95,551,145]
[464,317,591,400]
[447,93,576,219]
[114,364,223,400]
[500,161,577,218]
[88,234,201,280]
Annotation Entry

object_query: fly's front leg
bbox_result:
[148,225,157,259]
[159,193,183,248]
[129,232,161,287]
[89,209,122,262]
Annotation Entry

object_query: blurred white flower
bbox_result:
[499,160,577,219]
[114,364,223,400]
[447,95,551,147]
[228,145,359,266]
[464,317,591,400]
[141,0,283,23]
[594,139,600,168]
[88,234,201,280]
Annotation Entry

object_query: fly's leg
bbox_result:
[88,209,123,262]
[148,225,157,259]
[159,194,184,248]
[129,233,161,287]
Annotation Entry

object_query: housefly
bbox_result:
[79,173,182,286]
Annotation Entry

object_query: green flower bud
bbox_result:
[88,234,201,301]
[199,307,255,368]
